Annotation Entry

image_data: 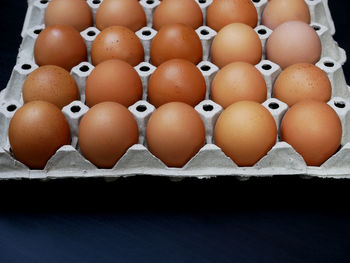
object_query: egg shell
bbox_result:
[261,0,310,30]
[95,0,146,32]
[153,0,203,30]
[206,0,258,32]
[214,101,277,166]
[266,21,322,69]
[78,102,139,168]
[281,100,342,166]
[85,59,142,107]
[8,101,71,169]
[146,102,206,167]
[91,26,144,66]
[148,59,206,107]
[44,0,93,32]
[211,61,267,108]
[150,23,203,66]
[22,65,79,109]
[273,63,332,106]
[34,25,87,71]
[210,23,262,68]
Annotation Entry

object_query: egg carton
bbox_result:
[0,0,349,179]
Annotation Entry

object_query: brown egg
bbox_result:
[85,59,142,107]
[273,63,332,106]
[211,23,262,68]
[262,0,310,30]
[78,102,139,168]
[34,25,87,71]
[266,21,322,69]
[206,0,258,32]
[9,101,70,169]
[96,0,146,32]
[91,26,144,66]
[150,23,202,66]
[45,0,93,32]
[22,65,79,109]
[281,100,342,166]
[214,101,277,166]
[146,102,205,167]
[148,59,206,107]
[211,62,267,108]
[153,0,203,30]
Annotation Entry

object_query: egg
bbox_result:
[261,0,310,30]
[78,102,139,168]
[150,23,202,66]
[206,0,258,32]
[153,0,203,30]
[45,0,93,32]
[85,59,142,107]
[96,0,146,32]
[34,25,87,71]
[91,26,144,66]
[266,21,322,69]
[146,102,205,167]
[148,59,206,107]
[281,100,342,166]
[214,101,277,166]
[9,101,71,169]
[210,23,262,68]
[22,65,79,109]
[273,63,332,106]
[211,62,267,108]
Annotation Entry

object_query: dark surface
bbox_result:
[1,1,350,263]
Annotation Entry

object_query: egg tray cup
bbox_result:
[0,0,349,180]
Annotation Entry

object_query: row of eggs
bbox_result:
[44,0,313,34]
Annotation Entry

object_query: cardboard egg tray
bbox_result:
[0,0,349,179]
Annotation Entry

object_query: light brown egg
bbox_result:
[34,25,87,71]
[273,63,332,106]
[266,21,322,69]
[214,101,277,166]
[262,0,310,30]
[96,0,146,32]
[91,26,144,66]
[281,100,342,166]
[211,62,267,108]
[22,65,79,109]
[153,0,203,30]
[210,23,262,68]
[9,101,71,169]
[150,23,202,66]
[148,59,206,107]
[78,102,139,168]
[146,102,205,167]
[45,0,93,32]
[206,0,258,32]
[85,59,142,107]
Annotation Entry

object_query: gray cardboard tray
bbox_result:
[0,0,349,179]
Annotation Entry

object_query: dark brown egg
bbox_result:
[91,26,144,66]
[34,25,87,71]
[150,23,203,66]
[78,102,139,168]
[148,59,206,107]
[9,101,71,169]
[96,0,146,32]
[85,59,142,107]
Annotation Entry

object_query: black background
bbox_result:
[1,1,350,262]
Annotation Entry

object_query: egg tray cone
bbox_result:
[0,0,349,179]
